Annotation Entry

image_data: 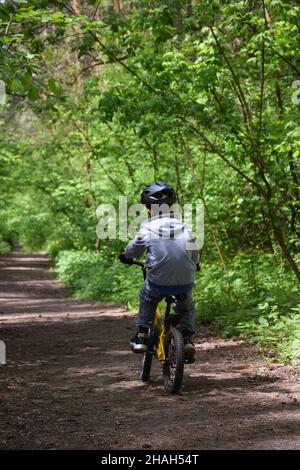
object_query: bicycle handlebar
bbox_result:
[119,254,200,272]
[130,260,145,268]
[129,260,146,280]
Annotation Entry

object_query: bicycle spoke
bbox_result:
[163,328,184,393]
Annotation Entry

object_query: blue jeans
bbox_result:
[137,279,196,335]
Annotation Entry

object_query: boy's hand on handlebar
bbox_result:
[119,252,134,265]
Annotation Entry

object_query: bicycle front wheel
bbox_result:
[140,352,152,382]
[163,327,185,394]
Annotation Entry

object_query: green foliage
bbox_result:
[194,252,300,362]
[55,249,141,310]
[0,236,10,254]
[54,248,300,363]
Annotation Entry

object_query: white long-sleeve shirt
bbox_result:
[125,212,199,287]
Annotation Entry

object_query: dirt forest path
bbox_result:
[0,251,299,450]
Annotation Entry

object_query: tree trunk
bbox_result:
[268,207,300,283]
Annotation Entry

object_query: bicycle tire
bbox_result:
[163,327,185,393]
[140,352,153,382]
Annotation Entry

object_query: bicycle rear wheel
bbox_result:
[163,327,184,393]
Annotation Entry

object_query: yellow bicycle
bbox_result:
[132,261,185,394]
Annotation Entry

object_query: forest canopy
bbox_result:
[0,0,299,361]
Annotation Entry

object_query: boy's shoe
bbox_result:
[130,332,148,353]
[183,336,195,363]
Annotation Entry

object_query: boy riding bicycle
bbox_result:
[119,181,200,362]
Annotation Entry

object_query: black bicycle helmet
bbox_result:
[140,180,176,207]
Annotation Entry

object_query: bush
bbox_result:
[0,236,11,254]
[194,252,300,362]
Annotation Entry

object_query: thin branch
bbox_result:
[70,117,125,194]
[79,56,128,75]
[178,116,267,196]
[210,88,251,155]
[258,3,266,145]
